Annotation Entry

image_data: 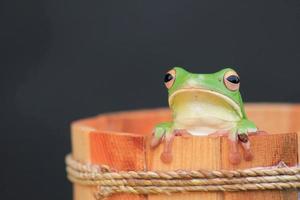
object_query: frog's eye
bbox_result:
[164,69,176,89]
[224,71,240,91]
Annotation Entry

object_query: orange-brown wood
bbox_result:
[90,131,146,200]
[90,131,146,170]
[70,103,300,200]
[71,123,96,200]
[147,136,222,200]
[72,119,147,200]
[245,103,300,133]
[221,133,298,200]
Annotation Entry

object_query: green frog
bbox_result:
[151,67,260,165]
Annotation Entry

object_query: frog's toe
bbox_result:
[161,151,173,163]
[151,126,167,148]
[244,150,253,161]
[228,139,241,165]
[150,136,162,148]
[240,140,253,160]
[229,151,241,165]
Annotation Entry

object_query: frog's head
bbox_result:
[164,67,244,118]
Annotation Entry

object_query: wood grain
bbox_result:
[71,122,96,200]
[147,136,222,200]
[70,103,300,200]
[72,116,147,200]
[245,103,300,133]
[221,133,298,200]
[90,131,146,200]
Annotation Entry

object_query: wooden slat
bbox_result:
[221,132,298,200]
[72,121,147,200]
[89,131,146,200]
[70,103,300,200]
[147,136,222,200]
[245,103,300,133]
[71,123,96,200]
[89,131,146,171]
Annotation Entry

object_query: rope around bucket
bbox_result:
[65,154,300,199]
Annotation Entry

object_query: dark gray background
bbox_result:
[1,0,300,199]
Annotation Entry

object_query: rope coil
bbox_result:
[65,154,300,199]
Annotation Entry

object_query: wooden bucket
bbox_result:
[70,103,300,200]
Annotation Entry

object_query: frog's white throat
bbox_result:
[169,88,243,126]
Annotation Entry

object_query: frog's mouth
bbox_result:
[168,88,243,118]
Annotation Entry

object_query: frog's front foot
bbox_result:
[160,133,176,163]
[150,122,175,163]
[238,134,253,161]
[228,120,258,164]
[228,139,241,165]
[150,122,171,148]
[239,130,269,160]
